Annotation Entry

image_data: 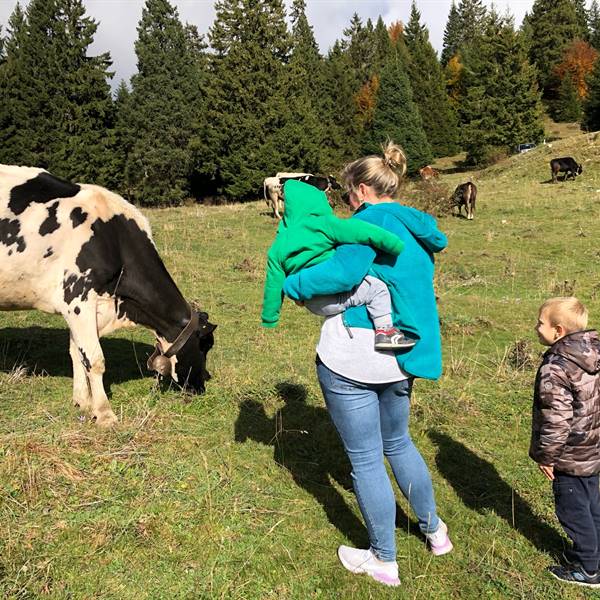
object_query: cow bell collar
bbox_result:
[147,309,200,375]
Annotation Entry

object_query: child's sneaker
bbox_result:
[374,328,416,350]
[424,519,453,556]
[548,564,600,587]
[337,546,400,587]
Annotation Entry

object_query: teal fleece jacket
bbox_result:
[261,180,405,327]
[283,201,447,380]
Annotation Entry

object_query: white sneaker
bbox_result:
[337,545,400,587]
[424,519,453,556]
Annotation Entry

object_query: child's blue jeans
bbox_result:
[554,471,600,573]
[316,358,439,562]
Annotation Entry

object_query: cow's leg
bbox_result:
[274,195,282,219]
[64,299,117,427]
[69,337,92,412]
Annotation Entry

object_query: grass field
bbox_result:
[2,130,600,599]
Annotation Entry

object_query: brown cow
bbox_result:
[419,165,439,181]
[452,182,477,220]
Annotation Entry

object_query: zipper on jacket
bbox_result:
[342,313,354,339]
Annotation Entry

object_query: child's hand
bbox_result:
[293,299,305,307]
[538,464,554,480]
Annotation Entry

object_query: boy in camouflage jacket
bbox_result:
[531,296,600,588]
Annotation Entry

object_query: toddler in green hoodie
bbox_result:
[261,179,414,350]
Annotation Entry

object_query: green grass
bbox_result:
[2,132,600,598]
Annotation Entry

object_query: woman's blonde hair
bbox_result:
[341,141,407,199]
[539,296,588,332]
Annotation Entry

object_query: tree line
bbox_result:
[0,0,598,205]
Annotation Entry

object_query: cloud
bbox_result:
[0,0,534,88]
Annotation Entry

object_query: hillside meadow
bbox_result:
[2,131,600,599]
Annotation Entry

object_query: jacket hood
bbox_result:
[281,180,332,227]
[548,330,600,374]
[358,202,447,254]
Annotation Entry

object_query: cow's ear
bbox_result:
[197,310,209,322]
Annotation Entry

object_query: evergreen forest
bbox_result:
[1,0,600,205]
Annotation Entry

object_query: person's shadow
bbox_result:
[429,431,564,555]
[235,382,417,547]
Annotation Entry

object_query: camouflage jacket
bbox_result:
[529,330,600,476]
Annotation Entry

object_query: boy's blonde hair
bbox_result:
[342,141,407,198]
[539,296,588,332]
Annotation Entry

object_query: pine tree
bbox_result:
[276,0,324,173]
[574,0,590,40]
[457,0,487,47]
[589,0,600,50]
[321,41,362,168]
[460,12,544,165]
[363,52,432,174]
[0,3,28,165]
[52,0,115,182]
[0,0,113,179]
[372,16,392,72]
[554,74,583,121]
[125,0,208,204]
[441,1,461,65]
[404,1,459,156]
[528,0,581,97]
[583,54,600,129]
[343,13,372,86]
[205,0,291,199]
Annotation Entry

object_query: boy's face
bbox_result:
[535,309,562,346]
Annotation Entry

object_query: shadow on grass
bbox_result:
[0,326,154,392]
[429,431,563,555]
[235,381,416,547]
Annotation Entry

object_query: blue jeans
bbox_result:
[554,472,600,573]
[316,358,439,561]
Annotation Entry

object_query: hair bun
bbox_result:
[381,141,407,178]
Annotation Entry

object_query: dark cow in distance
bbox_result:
[0,165,216,426]
[263,172,341,218]
[452,182,477,220]
[419,165,440,181]
[550,157,583,183]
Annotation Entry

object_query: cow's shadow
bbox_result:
[234,381,418,547]
[429,431,564,556]
[0,326,154,391]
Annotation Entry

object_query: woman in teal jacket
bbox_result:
[283,142,452,587]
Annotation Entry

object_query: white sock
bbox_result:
[373,315,393,329]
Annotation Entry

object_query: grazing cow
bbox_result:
[0,165,216,426]
[419,165,440,181]
[263,172,311,219]
[452,182,477,220]
[550,157,583,183]
[279,174,341,193]
[263,172,340,218]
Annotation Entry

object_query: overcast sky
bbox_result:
[1,0,537,88]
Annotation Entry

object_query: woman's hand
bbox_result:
[538,464,554,480]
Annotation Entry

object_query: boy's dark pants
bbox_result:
[553,471,600,573]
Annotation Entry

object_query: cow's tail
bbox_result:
[263,180,268,205]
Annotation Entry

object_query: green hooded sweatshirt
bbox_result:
[261,179,405,327]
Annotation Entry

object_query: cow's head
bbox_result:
[148,311,216,393]
[577,163,583,175]
[328,175,342,190]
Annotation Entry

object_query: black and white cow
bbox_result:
[262,172,341,218]
[550,157,583,183]
[0,165,216,426]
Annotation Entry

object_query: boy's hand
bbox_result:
[293,299,304,307]
[538,464,555,480]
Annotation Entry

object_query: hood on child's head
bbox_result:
[550,330,600,374]
[281,179,332,227]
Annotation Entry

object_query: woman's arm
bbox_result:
[283,243,376,301]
